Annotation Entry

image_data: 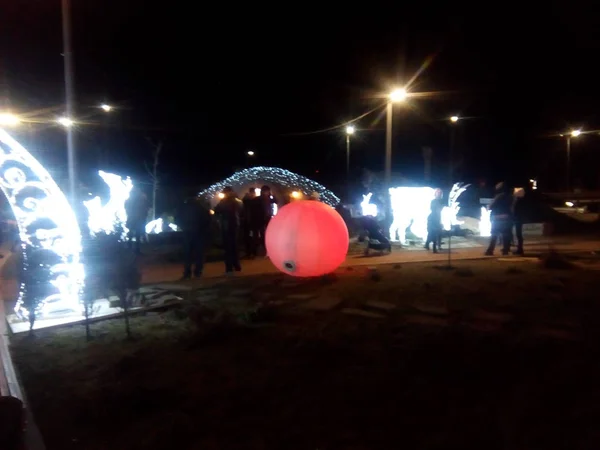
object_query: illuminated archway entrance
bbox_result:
[0,129,83,317]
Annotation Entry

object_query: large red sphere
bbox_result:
[266,200,349,277]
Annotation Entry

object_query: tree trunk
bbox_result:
[121,289,132,339]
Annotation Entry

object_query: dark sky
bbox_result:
[3,0,600,194]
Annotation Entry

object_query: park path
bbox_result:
[140,238,600,285]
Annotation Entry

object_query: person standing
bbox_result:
[177,195,212,280]
[214,187,243,274]
[512,187,525,255]
[425,188,444,253]
[485,182,513,256]
[125,187,149,254]
[242,187,258,258]
[254,185,277,255]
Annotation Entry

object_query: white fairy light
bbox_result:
[198,166,340,207]
[0,129,83,318]
[84,171,133,237]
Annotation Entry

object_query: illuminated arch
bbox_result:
[0,129,83,318]
[198,166,341,206]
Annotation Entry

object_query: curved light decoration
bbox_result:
[0,129,83,317]
[198,166,340,207]
[84,171,132,237]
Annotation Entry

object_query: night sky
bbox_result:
[3,1,600,195]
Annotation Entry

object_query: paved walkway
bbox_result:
[141,238,600,285]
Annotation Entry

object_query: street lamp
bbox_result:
[0,113,21,126]
[450,115,459,123]
[100,104,112,112]
[57,117,74,127]
[345,125,355,194]
[247,150,255,156]
[565,129,582,192]
[385,87,407,187]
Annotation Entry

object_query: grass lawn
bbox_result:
[10,256,600,450]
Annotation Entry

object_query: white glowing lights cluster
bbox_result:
[479,207,492,237]
[387,183,471,243]
[441,183,470,231]
[360,193,378,217]
[0,129,83,317]
[145,217,178,234]
[389,187,436,242]
[198,166,340,206]
[84,171,132,237]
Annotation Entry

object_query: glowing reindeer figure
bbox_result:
[84,171,133,237]
[441,182,471,231]
[389,187,435,243]
[479,207,492,237]
[360,193,378,217]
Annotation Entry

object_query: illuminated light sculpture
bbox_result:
[145,217,178,234]
[389,187,435,243]
[0,129,83,318]
[480,207,492,237]
[441,183,470,231]
[84,171,133,237]
[198,166,340,207]
[266,200,349,277]
[360,193,378,217]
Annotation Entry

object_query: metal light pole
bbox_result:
[565,129,581,193]
[447,115,459,268]
[345,125,355,197]
[61,0,76,205]
[385,88,407,186]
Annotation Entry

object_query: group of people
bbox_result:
[178,185,277,279]
[484,182,525,256]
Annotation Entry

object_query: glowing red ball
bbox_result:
[266,200,349,277]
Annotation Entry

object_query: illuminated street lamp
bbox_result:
[565,129,582,192]
[100,104,112,112]
[247,150,255,156]
[0,113,21,126]
[57,117,74,127]
[345,125,355,194]
[385,87,407,186]
[450,115,459,123]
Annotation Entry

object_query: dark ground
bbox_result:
[10,256,600,449]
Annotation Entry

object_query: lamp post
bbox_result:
[62,0,76,205]
[385,88,407,187]
[345,125,355,196]
[447,115,460,268]
[566,129,581,193]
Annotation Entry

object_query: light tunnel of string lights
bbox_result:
[0,129,84,319]
[198,167,341,207]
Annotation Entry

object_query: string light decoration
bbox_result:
[198,167,340,206]
[84,171,132,238]
[0,129,84,319]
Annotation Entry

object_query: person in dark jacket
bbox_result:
[253,185,277,255]
[512,187,525,255]
[485,182,513,256]
[425,189,444,253]
[242,187,258,258]
[177,196,212,279]
[214,187,243,274]
[125,187,149,254]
